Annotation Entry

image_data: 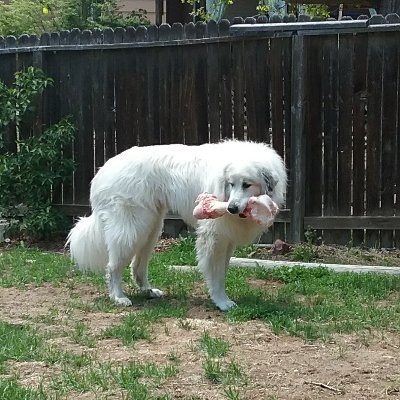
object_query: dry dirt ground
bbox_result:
[1,281,400,399]
[1,239,400,399]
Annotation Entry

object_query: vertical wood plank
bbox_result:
[396,35,400,249]
[305,35,323,244]
[115,48,135,152]
[270,37,285,154]
[193,43,208,144]
[282,35,292,223]
[219,40,233,140]
[158,25,172,144]
[365,31,384,248]
[289,35,307,244]
[352,32,368,246]
[380,31,398,248]
[207,40,221,143]
[142,46,160,146]
[244,38,259,141]
[337,33,354,245]
[322,34,339,244]
[232,40,245,141]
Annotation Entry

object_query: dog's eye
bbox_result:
[228,182,234,187]
[242,182,251,189]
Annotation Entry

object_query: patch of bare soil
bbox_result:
[1,282,400,399]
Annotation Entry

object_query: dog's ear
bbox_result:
[213,164,232,201]
[261,170,276,195]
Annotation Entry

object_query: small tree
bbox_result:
[0,67,75,239]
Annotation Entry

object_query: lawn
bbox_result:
[0,238,400,399]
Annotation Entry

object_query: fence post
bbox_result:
[289,34,307,244]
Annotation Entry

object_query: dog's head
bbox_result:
[217,146,286,216]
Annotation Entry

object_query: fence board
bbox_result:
[158,46,172,144]
[207,41,221,142]
[232,40,245,141]
[169,43,182,144]
[142,47,160,146]
[305,35,323,242]
[92,46,106,171]
[270,38,285,152]
[366,31,384,248]
[282,34,292,209]
[396,37,400,249]
[322,34,340,244]
[269,38,286,240]
[180,45,197,144]
[381,32,398,248]
[244,39,260,141]
[219,41,233,140]
[193,43,209,144]
[352,32,368,246]
[69,50,94,204]
[337,33,354,245]
[115,49,133,152]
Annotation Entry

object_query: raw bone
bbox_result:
[193,192,279,227]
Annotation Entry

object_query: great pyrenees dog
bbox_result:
[67,140,287,311]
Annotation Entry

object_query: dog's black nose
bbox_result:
[227,204,239,214]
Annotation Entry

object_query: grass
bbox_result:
[1,237,400,398]
[0,378,47,400]
[198,331,230,357]
[101,303,188,345]
[0,321,53,371]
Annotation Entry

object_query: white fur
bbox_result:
[67,140,287,310]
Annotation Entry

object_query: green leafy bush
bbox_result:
[0,0,149,37]
[0,67,75,238]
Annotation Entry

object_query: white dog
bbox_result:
[67,140,287,311]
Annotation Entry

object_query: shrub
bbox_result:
[0,67,75,239]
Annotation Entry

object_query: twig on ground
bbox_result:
[305,381,343,394]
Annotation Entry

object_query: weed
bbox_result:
[71,321,96,348]
[203,357,224,383]
[166,351,181,364]
[198,331,230,358]
[224,386,242,400]
[225,360,247,385]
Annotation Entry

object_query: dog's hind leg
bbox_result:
[106,249,133,306]
[130,213,165,298]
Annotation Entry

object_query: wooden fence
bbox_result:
[1,14,400,248]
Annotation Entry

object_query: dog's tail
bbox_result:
[66,214,108,273]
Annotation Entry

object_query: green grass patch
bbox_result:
[0,247,105,288]
[198,331,230,358]
[0,322,45,369]
[50,360,178,398]
[101,302,188,345]
[226,266,400,340]
[0,377,47,400]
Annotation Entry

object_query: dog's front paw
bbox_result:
[113,296,133,306]
[145,288,164,298]
[215,298,237,311]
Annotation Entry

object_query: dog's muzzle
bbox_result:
[227,203,240,214]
